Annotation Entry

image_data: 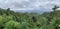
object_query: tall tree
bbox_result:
[7,8,10,11]
[6,8,11,15]
[52,5,59,12]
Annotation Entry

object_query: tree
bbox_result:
[32,16,37,22]
[7,8,10,11]
[4,21,21,29]
[52,5,59,12]
[6,8,11,15]
[52,5,59,17]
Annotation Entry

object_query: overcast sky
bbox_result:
[0,0,60,10]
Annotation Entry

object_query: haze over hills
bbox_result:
[14,9,52,13]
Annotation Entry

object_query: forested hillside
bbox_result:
[0,5,60,29]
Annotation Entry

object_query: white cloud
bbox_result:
[0,0,60,10]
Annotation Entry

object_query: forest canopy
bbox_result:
[0,5,60,29]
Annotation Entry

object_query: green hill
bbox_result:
[0,6,60,29]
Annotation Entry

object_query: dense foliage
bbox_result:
[0,5,60,29]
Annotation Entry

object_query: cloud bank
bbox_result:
[0,0,60,10]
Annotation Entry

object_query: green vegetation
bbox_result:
[0,5,60,29]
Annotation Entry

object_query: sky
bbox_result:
[0,0,60,11]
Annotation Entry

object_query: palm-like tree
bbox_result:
[52,5,59,12]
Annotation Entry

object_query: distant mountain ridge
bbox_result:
[14,10,52,13]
